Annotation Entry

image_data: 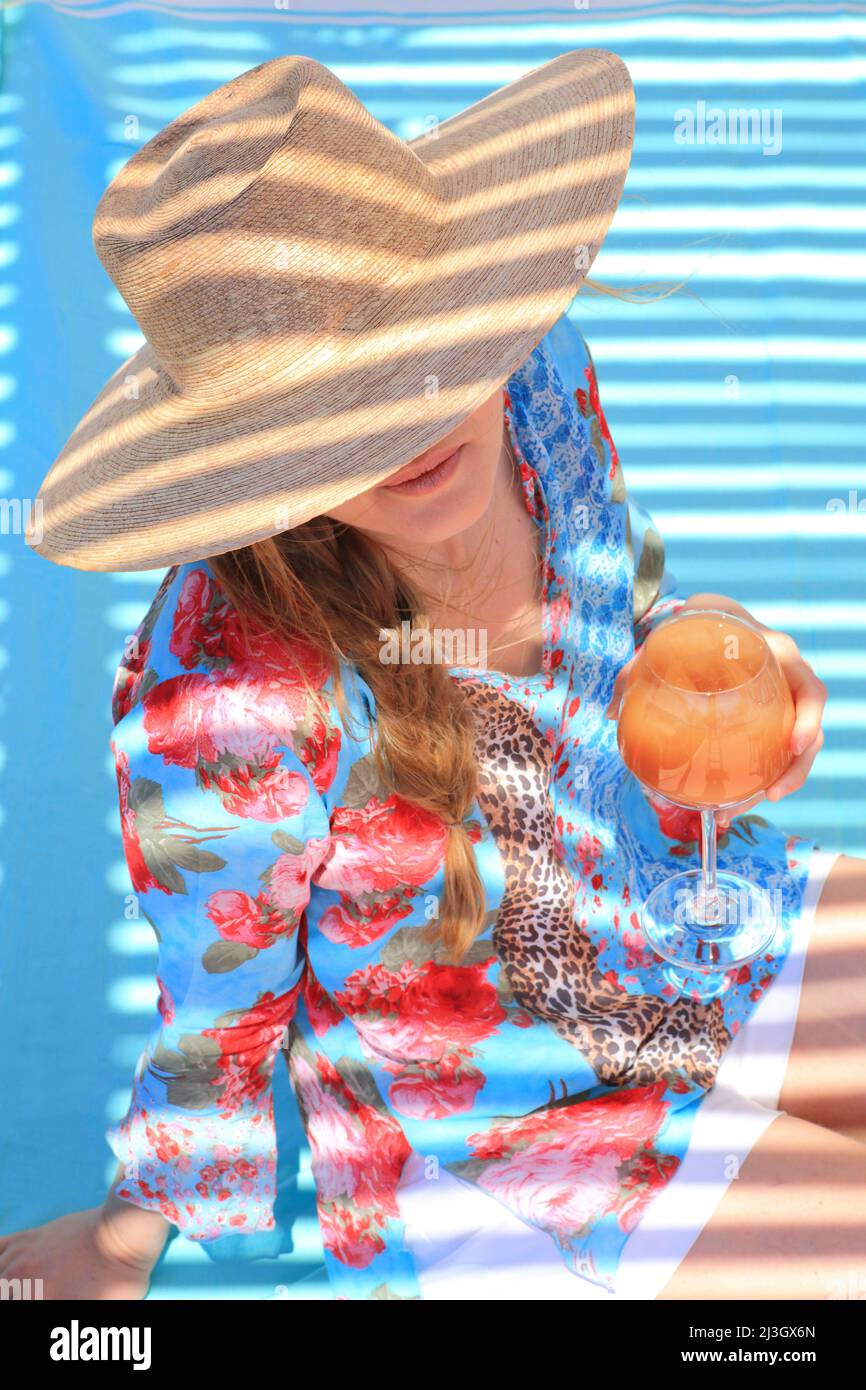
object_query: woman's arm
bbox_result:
[1,558,339,1297]
[0,1162,171,1300]
[99,1161,172,1269]
[104,674,333,1249]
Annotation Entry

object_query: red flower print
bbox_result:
[170,569,229,669]
[204,985,302,1113]
[319,1203,387,1269]
[205,889,287,949]
[318,890,414,949]
[142,673,226,768]
[621,920,656,973]
[336,959,504,1066]
[143,669,305,769]
[302,971,345,1037]
[142,656,337,817]
[156,976,175,1026]
[294,710,341,794]
[454,1081,675,1244]
[113,634,153,723]
[109,1097,282,1239]
[199,752,310,821]
[327,958,503,1121]
[617,1148,680,1233]
[401,960,504,1051]
[115,749,168,895]
[576,362,620,481]
[267,838,329,920]
[317,795,448,896]
[387,1051,486,1121]
[645,790,730,857]
[548,593,571,645]
[221,609,332,691]
[646,791,703,846]
[170,567,333,696]
[574,828,603,877]
[290,1049,411,1269]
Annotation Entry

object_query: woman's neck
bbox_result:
[381,428,545,678]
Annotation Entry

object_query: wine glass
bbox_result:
[616,607,795,1000]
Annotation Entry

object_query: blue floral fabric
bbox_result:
[106,310,819,1299]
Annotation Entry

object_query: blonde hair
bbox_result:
[208,275,682,963]
[208,521,485,963]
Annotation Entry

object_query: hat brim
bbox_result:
[27,48,634,572]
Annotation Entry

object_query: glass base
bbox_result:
[642,869,780,1000]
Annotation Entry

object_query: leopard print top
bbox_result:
[462,676,731,1094]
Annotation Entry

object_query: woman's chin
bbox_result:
[376,490,491,545]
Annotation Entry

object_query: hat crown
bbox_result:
[92,56,443,398]
[32,47,637,573]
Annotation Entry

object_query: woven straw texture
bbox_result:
[27,48,634,572]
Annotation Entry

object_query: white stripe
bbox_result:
[106,976,159,1013]
[801,751,866,776]
[614,205,866,232]
[616,423,866,446]
[591,250,866,282]
[800,653,866,678]
[653,511,866,537]
[112,27,271,54]
[592,335,866,360]
[601,387,863,408]
[106,603,150,631]
[624,167,866,190]
[699,602,866,628]
[820,703,866,728]
[404,20,866,47]
[627,467,866,489]
[620,57,866,83]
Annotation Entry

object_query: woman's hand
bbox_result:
[607,592,828,827]
[0,1204,163,1300]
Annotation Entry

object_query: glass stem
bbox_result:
[699,808,720,922]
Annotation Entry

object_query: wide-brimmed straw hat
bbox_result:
[26,48,634,572]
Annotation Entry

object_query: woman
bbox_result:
[5,51,866,1302]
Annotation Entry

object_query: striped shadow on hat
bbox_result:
[26,48,635,572]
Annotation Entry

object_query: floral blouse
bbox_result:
[107,311,818,1299]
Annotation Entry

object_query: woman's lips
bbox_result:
[381,443,464,495]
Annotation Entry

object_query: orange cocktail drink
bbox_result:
[617,612,795,811]
[615,608,798,999]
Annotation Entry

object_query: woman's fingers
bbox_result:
[765,634,828,756]
[765,727,825,800]
[717,794,764,829]
[718,728,825,824]
[789,671,829,757]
